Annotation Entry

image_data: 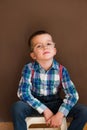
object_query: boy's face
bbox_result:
[30,34,57,61]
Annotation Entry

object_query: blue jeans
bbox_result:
[11,95,87,130]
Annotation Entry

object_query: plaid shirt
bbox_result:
[17,59,79,116]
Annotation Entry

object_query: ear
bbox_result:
[30,52,36,60]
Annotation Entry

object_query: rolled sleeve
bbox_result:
[58,67,79,116]
[17,64,47,114]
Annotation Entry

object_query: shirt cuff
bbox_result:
[36,104,47,114]
[58,106,69,117]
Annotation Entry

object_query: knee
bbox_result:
[11,101,24,117]
[79,105,87,119]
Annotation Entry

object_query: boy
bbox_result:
[11,30,87,130]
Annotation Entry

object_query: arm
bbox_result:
[46,66,79,128]
[58,66,79,116]
[17,64,47,114]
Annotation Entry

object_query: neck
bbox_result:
[37,59,53,71]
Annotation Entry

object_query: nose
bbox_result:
[42,45,48,49]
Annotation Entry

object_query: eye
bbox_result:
[47,43,53,46]
[36,44,42,48]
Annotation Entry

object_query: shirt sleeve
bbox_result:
[17,64,47,114]
[58,66,79,116]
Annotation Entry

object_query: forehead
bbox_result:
[31,34,53,44]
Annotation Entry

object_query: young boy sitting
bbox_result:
[11,30,87,130]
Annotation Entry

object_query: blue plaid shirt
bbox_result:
[17,59,79,116]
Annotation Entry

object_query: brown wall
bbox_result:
[0,0,87,121]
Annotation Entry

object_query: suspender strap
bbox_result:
[58,64,63,90]
[59,64,63,82]
[31,69,34,82]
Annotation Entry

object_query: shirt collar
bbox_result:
[33,59,59,71]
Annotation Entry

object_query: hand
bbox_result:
[47,112,64,128]
[43,108,54,122]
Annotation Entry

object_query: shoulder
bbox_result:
[55,60,68,74]
[60,65,70,80]
[54,59,66,70]
[22,62,35,74]
[24,62,34,69]
[54,60,70,78]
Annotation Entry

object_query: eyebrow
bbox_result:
[33,40,53,46]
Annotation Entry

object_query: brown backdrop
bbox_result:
[0,0,87,121]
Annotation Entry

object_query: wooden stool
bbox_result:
[25,117,67,130]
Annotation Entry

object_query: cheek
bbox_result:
[53,48,57,55]
[34,50,42,57]
[36,49,43,55]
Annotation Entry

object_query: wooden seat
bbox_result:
[25,117,67,130]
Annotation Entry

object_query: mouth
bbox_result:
[43,51,50,55]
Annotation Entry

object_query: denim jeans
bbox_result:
[11,95,87,130]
